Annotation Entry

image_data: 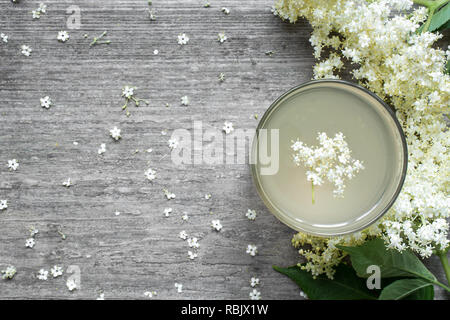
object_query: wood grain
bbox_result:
[0,0,448,300]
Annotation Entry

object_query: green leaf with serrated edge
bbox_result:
[379,278,434,300]
[337,239,436,282]
[428,3,450,32]
[273,263,377,300]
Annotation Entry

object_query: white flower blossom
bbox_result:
[66,278,77,291]
[110,127,121,140]
[122,86,134,99]
[163,189,176,200]
[187,237,200,248]
[218,32,227,43]
[21,45,32,56]
[37,269,48,280]
[168,138,179,149]
[249,289,261,300]
[291,132,364,198]
[25,238,35,248]
[175,282,183,293]
[246,244,258,256]
[1,266,16,279]
[98,143,106,155]
[145,168,156,181]
[163,207,172,217]
[40,96,52,109]
[7,159,19,171]
[62,178,72,187]
[188,251,198,260]
[144,291,157,298]
[57,31,70,42]
[211,219,222,231]
[250,277,260,287]
[177,33,189,45]
[221,7,230,15]
[50,265,63,278]
[0,200,8,210]
[179,230,188,240]
[246,209,257,220]
[1,33,8,43]
[222,121,234,134]
[181,95,189,106]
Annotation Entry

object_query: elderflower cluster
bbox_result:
[274,0,450,277]
[291,132,364,198]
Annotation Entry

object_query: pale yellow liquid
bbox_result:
[253,82,406,236]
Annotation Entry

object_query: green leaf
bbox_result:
[337,239,436,282]
[379,278,434,300]
[273,263,377,300]
[428,3,450,32]
[446,60,450,74]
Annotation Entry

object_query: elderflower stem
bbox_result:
[311,182,315,205]
[414,0,450,32]
[437,248,450,287]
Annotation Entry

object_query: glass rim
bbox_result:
[250,79,408,237]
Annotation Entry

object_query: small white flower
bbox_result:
[29,227,39,237]
[144,291,157,298]
[221,7,230,15]
[57,31,70,42]
[250,277,260,287]
[7,159,19,171]
[246,209,257,220]
[21,45,32,56]
[217,32,227,43]
[114,211,121,216]
[122,86,134,99]
[182,213,189,221]
[211,219,222,231]
[98,143,106,155]
[300,290,308,299]
[66,279,77,291]
[37,269,48,280]
[181,95,189,106]
[177,33,189,45]
[188,251,198,260]
[145,168,157,181]
[62,178,72,187]
[161,130,167,136]
[223,121,234,134]
[175,283,183,293]
[0,200,8,210]
[163,207,172,217]
[110,127,121,140]
[40,96,52,109]
[187,237,199,248]
[168,138,179,149]
[1,33,8,43]
[204,194,211,200]
[50,265,63,278]
[32,10,41,19]
[153,49,159,55]
[1,266,16,279]
[246,244,258,256]
[25,238,35,248]
[179,230,188,240]
[38,3,47,13]
[146,148,153,153]
[249,289,261,300]
[97,293,105,300]
[163,189,176,200]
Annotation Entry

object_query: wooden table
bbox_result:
[0,0,448,299]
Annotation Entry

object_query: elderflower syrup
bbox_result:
[251,80,407,236]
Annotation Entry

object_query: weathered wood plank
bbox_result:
[0,0,448,300]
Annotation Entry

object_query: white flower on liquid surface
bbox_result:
[291,132,364,202]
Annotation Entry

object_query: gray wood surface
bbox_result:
[0,0,448,300]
